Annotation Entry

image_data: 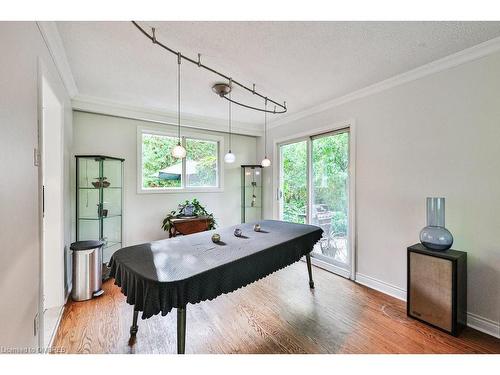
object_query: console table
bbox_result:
[168,216,210,238]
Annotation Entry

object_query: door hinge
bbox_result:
[34,148,41,166]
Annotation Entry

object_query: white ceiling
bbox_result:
[57,21,500,126]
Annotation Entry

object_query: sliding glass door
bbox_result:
[310,130,350,270]
[279,128,351,277]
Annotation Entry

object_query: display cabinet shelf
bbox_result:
[76,155,124,268]
[241,165,263,223]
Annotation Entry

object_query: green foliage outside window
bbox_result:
[142,133,218,189]
[281,132,349,235]
[186,138,217,187]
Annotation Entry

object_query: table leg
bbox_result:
[177,306,187,354]
[130,310,139,336]
[306,253,315,289]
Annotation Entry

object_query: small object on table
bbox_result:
[211,233,221,243]
[253,224,261,232]
[233,228,242,237]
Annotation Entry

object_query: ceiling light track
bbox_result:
[132,21,287,115]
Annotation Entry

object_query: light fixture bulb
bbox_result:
[261,157,271,168]
[224,150,236,163]
[171,143,186,159]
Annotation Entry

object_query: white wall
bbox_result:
[72,111,257,247]
[0,22,73,349]
[263,50,500,331]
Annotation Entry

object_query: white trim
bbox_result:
[307,257,351,279]
[73,94,263,137]
[354,272,500,338]
[137,126,225,194]
[269,36,500,129]
[36,22,78,98]
[355,272,407,301]
[467,312,500,339]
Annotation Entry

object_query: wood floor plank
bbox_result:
[52,262,500,354]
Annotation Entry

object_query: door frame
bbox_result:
[273,119,356,279]
[37,60,66,351]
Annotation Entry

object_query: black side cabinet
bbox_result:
[407,244,467,336]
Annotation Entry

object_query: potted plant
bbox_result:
[161,198,217,233]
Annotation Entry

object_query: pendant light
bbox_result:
[224,85,236,163]
[261,98,271,167]
[172,53,187,159]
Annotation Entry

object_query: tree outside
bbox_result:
[142,133,217,188]
[281,132,349,236]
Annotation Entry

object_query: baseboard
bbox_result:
[308,257,351,279]
[46,304,65,351]
[354,272,500,339]
[466,312,500,338]
[355,272,407,301]
[46,289,70,351]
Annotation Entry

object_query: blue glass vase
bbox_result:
[419,197,453,251]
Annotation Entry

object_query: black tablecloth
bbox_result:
[109,220,323,319]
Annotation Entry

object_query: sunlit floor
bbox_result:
[52,262,500,354]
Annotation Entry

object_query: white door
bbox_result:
[40,76,65,349]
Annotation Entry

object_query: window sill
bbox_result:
[137,187,224,194]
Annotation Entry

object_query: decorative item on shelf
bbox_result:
[234,228,243,237]
[171,52,187,159]
[92,177,110,188]
[180,202,195,217]
[253,224,261,232]
[223,83,236,164]
[162,198,217,234]
[419,197,454,251]
[241,165,263,223]
[211,233,221,243]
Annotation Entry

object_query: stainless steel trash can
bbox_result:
[70,240,104,301]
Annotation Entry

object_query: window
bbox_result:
[138,127,223,193]
[185,138,218,187]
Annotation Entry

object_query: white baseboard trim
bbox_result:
[354,272,500,338]
[355,272,407,301]
[467,312,500,339]
[308,257,351,279]
[46,289,70,351]
[46,304,65,351]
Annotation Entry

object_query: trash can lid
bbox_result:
[70,240,104,251]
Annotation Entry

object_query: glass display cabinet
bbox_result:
[76,155,124,266]
[241,165,263,223]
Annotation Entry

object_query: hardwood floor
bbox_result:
[53,262,500,354]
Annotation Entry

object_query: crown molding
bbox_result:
[270,36,500,129]
[72,94,263,137]
[36,21,78,98]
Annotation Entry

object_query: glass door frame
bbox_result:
[274,120,356,279]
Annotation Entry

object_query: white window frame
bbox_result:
[137,126,224,194]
